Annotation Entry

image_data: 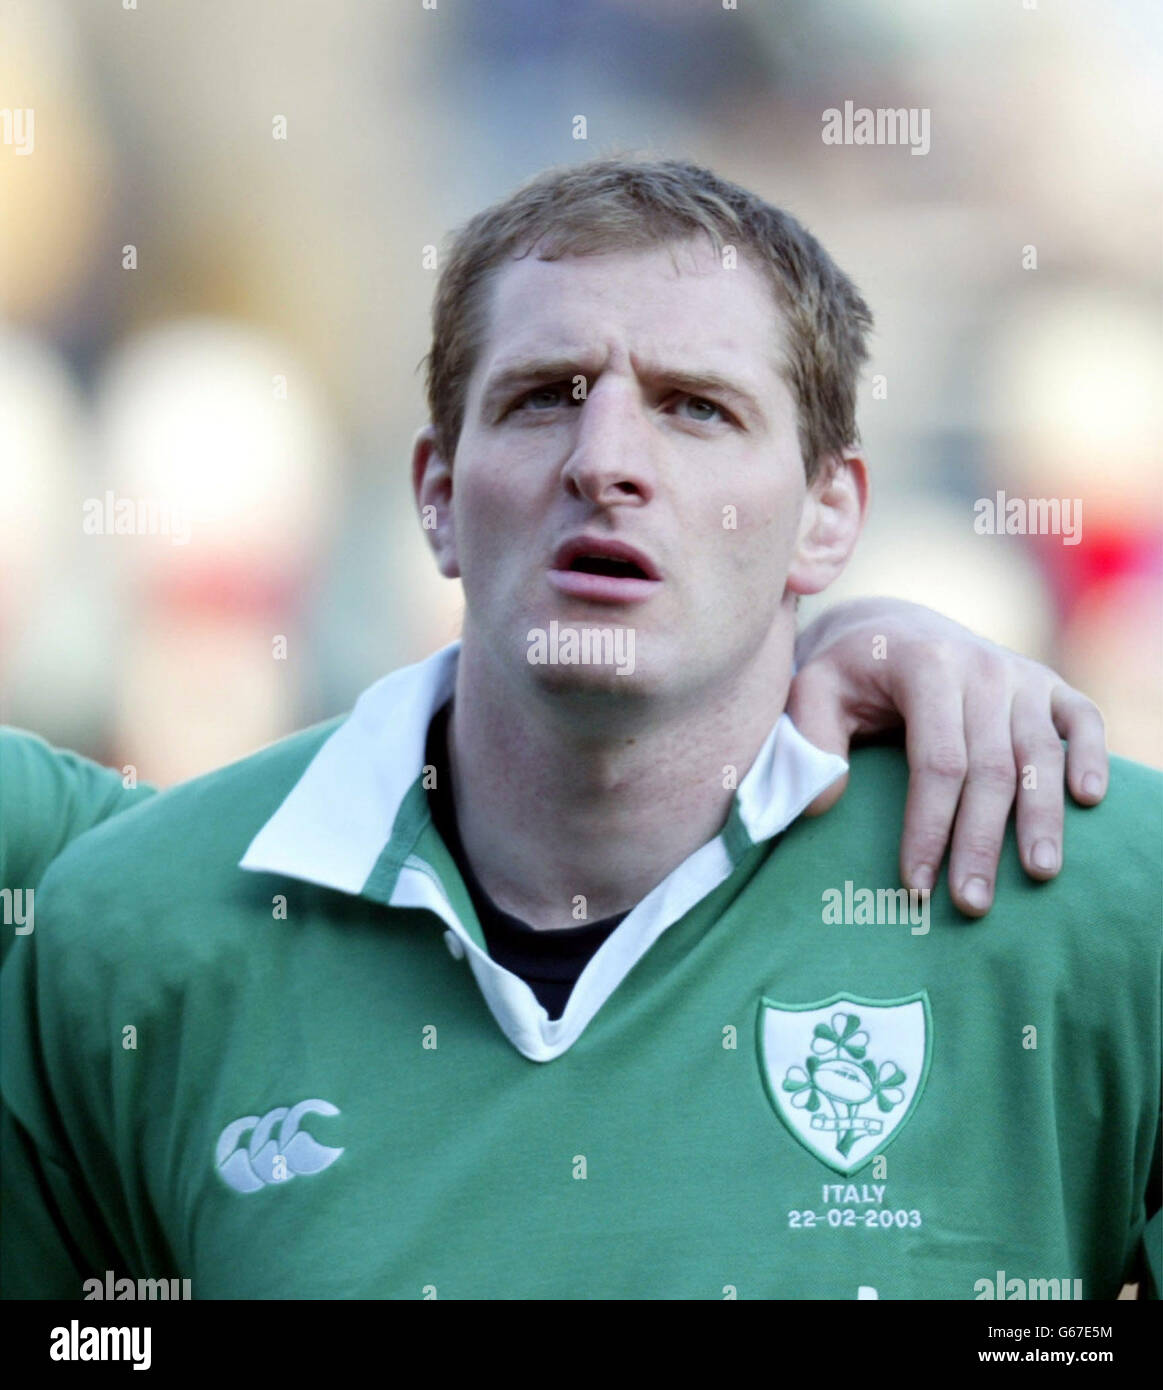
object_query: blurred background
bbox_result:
[1,0,1160,782]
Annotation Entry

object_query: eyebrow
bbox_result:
[478,354,769,427]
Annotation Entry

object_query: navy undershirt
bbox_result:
[424,701,626,1020]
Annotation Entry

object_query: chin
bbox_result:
[520,620,661,708]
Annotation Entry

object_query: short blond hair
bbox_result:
[424,155,873,481]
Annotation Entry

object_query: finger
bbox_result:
[1011,684,1066,880]
[801,770,850,817]
[897,671,968,897]
[785,663,855,816]
[1051,684,1108,804]
[945,678,1019,917]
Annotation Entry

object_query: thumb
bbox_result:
[785,665,853,817]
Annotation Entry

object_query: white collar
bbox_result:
[240,640,847,1060]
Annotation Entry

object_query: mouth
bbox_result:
[547,536,662,604]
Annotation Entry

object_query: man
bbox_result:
[2,157,1157,1300]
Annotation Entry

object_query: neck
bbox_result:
[447,619,797,930]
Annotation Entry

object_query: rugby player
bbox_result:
[2,157,1157,1300]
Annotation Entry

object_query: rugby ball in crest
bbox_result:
[813,1061,875,1103]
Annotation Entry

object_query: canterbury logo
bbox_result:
[215,1099,344,1194]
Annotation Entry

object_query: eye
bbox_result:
[674,395,730,424]
[513,382,572,412]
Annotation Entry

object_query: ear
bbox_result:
[786,449,868,596]
[411,424,461,580]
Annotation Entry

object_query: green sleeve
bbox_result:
[0,1099,118,1297]
[0,859,138,1298]
[1,731,160,1295]
[1142,1209,1162,1300]
[0,729,157,967]
[1138,1120,1162,1299]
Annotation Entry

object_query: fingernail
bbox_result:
[1032,839,1058,872]
[1082,773,1103,799]
[961,876,991,911]
[912,864,936,892]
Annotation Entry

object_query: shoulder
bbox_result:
[2,717,351,1092]
[841,742,1161,841]
[832,743,1161,954]
[0,726,157,896]
[801,743,1161,934]
[1060,752,1162,891]
[30,716,345,951]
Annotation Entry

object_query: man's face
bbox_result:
[433,236,817,713]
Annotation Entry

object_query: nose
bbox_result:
[560,377,656,508]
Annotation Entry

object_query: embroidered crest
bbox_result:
[757,992,931,1175]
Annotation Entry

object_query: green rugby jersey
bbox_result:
[0,729,156,966]
[2,644,1159,1300]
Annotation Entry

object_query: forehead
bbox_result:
[470,237,790,397]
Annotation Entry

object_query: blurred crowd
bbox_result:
[1,0,1159,782]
